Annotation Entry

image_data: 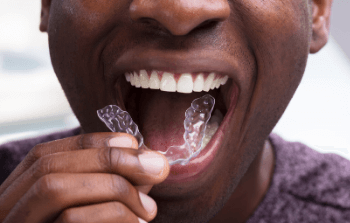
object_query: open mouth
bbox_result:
[114,69,238,182]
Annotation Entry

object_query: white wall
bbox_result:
[273,37,350,160]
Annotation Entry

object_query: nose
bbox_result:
[129,0,230,36]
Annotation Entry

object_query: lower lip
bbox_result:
[163,85,239,183]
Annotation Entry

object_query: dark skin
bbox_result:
[0,0,333,222]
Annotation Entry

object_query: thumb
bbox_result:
[135,185,153,194]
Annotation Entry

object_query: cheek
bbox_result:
[234,0,311,143]
[243,0,310,49]
[233,0,311,101]
[48,0,128,88]
[253,0,310,99]
[243,0,310,90]
[49,0,128,52]
[47,0,130,129]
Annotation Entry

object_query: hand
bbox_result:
[0,132,169,223]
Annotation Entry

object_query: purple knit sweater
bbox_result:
[1,129,350,222]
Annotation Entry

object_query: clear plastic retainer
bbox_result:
[159,94,215,165]
[97,105,144,148]
[97,94,215,166]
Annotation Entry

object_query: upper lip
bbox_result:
[107,49,241,81]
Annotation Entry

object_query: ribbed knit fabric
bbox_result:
[247,133,350,223]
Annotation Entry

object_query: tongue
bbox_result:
[138,90,212,152]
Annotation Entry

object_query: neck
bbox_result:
[208,139,275,223]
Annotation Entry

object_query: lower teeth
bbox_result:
[202,109,223,149]
[97,94,221,165]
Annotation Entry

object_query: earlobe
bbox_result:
[309,0,333,54]
[39,0,52,32]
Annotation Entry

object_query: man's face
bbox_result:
[44,0,314,221]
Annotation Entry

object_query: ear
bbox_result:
[310,0,333,53]
[39,0,52,32]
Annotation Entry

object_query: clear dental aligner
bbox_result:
[160,94,215,165]
[97,105,144,148]
[97,94,215,165]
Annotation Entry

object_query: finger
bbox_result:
[0,133,139,222]
[53,202,146,223]
[135,185,153,194]
[28,147,168,185]
[3,173,157,223]
[0,147,168,221]
[0,133,137,196]
[33,132,139,155]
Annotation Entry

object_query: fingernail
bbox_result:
[139,192,157,215]
[108,135,134,148]
[138,152,165,176]
[138,217,148,223]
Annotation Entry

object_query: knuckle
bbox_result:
[113,148,123,167]
[33,174,61,201]
[110,201,125,213]
[110,148,126,172]
[30,143,46,161]
[31,156,52,179]
[109,174,132,200]
[110,202,129,218]
[97,147,113,172]
[79,133,107,149]
[77,134,86,150]
[59,209,81,223]
[109,202,140,223]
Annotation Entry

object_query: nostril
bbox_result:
[138,18,221,35]
[137,17,172,35]
[130,0,230,36]
[194,19,220,32]
[138,18,221,36]
[138,18,156,25]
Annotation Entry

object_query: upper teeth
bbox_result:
[125,70,229,93]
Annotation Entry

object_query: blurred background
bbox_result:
[1,0,350,159]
